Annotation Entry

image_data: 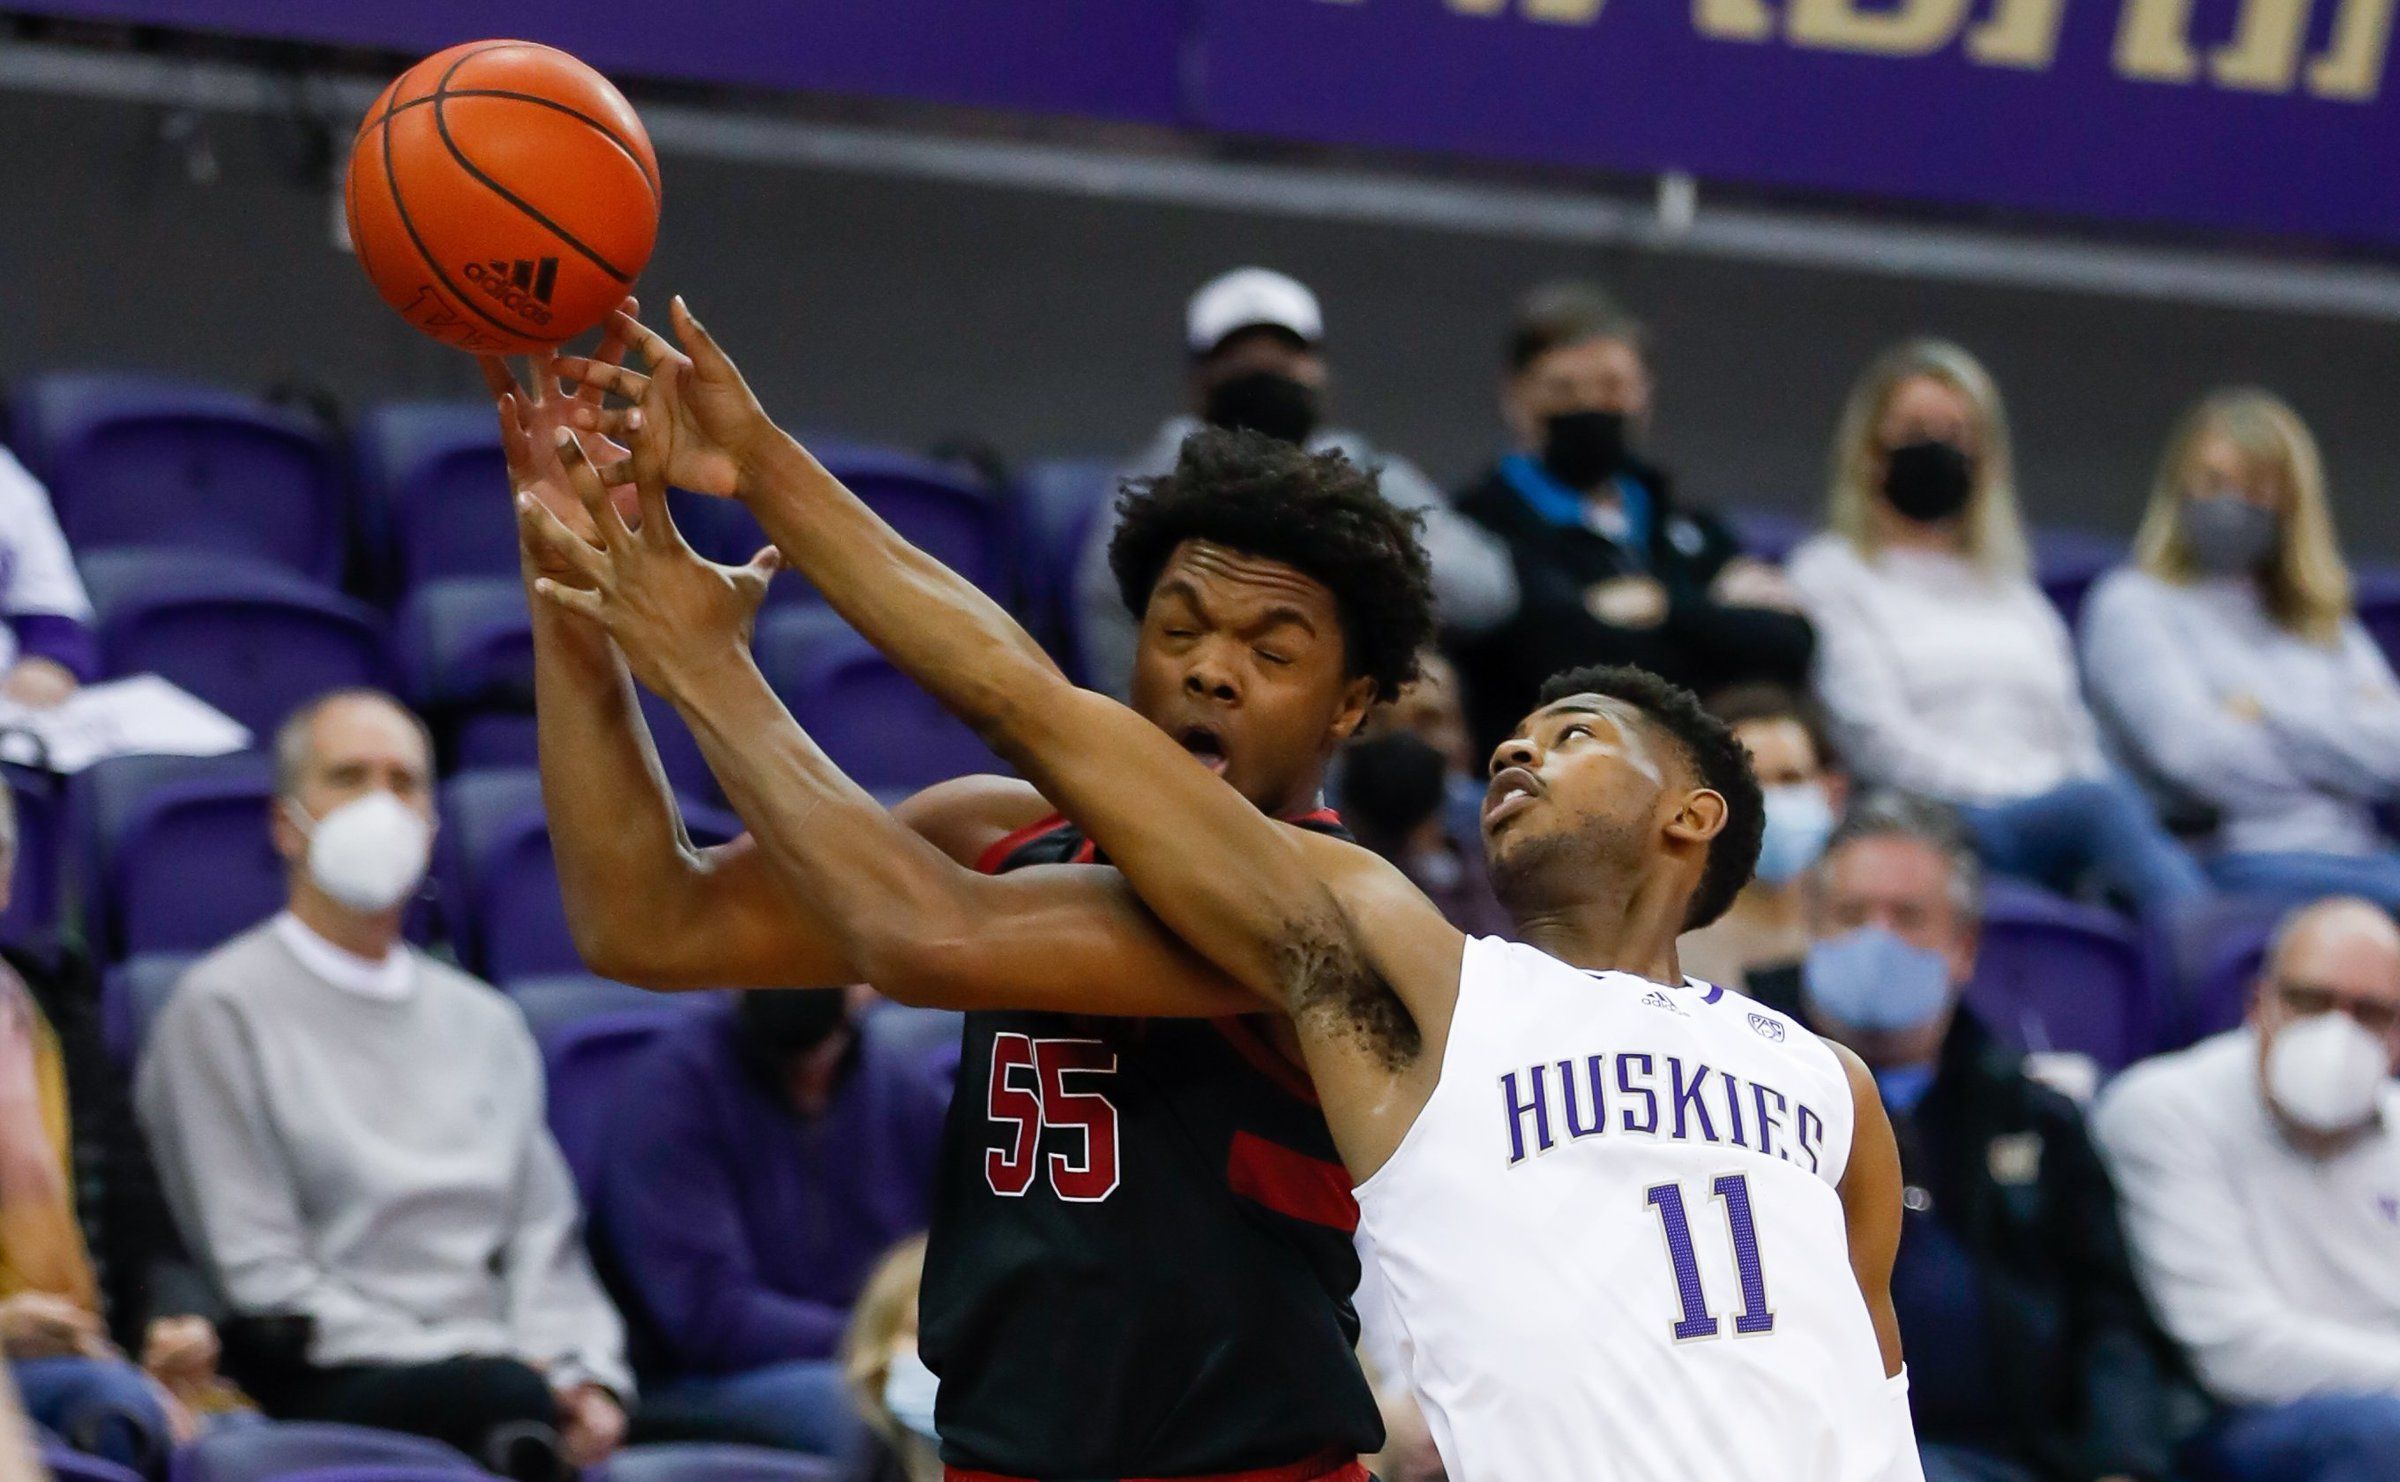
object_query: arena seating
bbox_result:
[538,1008,687,1199]
[355,402,520,590]
[11,373,347,584]
[170,1422,481,1482]
[42,1450,143,1482]
[595,1444,840,1482]
[755,620,999,796]
[1966,878,2155,1071]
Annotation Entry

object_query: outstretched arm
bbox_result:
[559,303,1464,1163]
[523,435,1261,1018]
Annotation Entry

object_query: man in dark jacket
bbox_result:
[1451,282,1814,754]
[1750,790,2199,1482]
[590,988,948,1456]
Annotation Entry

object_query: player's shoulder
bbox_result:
[895,773,1057,868]
[1688,978,1863,1086]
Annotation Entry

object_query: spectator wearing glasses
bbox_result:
[1072,266,1515,696]
[2095,897,2400,1482]
[2082,390,2400,909]
[1451,281,1813,754]
[1788,339,2207,919]
[1750,791,2193,1482]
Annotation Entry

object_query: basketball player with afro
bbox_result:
[530,300,1926,1482]
[485,308,1421,1480]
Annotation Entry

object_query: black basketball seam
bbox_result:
[369,90,659,200]
[366,38,515,134]
[431,48,641,283]
[379,86,534,346]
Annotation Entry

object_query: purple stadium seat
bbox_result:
[595,1443,839,1482]
[756,616,998,795]
[82,552,388,740]
[266,1470,501,1482]
[437,769,739,984]
[2,763,66,951]
[1966,879,2154,1072]
[356,401,514,589]
[2032,525,2125,628]
[2353,563,2400,671]
[169,1422,479,1482]
[12,373,345,582]
[2166,895,2288,1046]
[1724,507,1811,563]
[676,443,1010,608]
[71,752,281,962]
[539,1008,686,1199]
[100,951,197,1070]
[44,1450,146,1482]
[1014,457,1117,680]
[507,974,713,1039]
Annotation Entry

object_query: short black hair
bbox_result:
[1109,426,1434,702]
[1535,664,1764,932]
[1507,280,1645,375]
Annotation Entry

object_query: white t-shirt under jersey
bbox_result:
[1355,936,1919,1482]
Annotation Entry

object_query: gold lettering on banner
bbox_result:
[2212,0,2310,89]
[1697,0,1777,41]
[1968,0,2070,65]
[1788,0,1973,54]
[2116,0,2201,80]
[2310,0,2398,95]
[1522,0,1606,22]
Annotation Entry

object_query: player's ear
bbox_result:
[1327,674,1377,747]
[1663,786,1728,846]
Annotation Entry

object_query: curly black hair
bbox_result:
[1535,663,1765,933]
[1108,426,1433,702]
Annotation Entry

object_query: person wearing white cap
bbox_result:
[1071,267,1516,698]
[2093,895,2400,1482]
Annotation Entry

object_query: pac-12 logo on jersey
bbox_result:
[1748,1013,1786,1042]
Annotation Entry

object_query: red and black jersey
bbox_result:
[918,811,1384,1478]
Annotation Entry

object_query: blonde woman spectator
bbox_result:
[2082,389,2400,907]
[840,1237,938,1482]
[1788,339,2206,916]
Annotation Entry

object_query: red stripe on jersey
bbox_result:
[972,813,1067,876]
[1227,1129,1358,1233]
[1211,1015,1317,1104]
[947,1449,1366,1482]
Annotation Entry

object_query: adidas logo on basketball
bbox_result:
[462,256,560,325]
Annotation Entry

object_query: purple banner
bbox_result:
[15,0,2399,245]
[7,1,1187,123]
[1195,0,2396,246]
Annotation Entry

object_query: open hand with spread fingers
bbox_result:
[551,294,781,500]
[479,296,642,574]
[519,425,780,706]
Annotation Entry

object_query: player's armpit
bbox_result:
[1832,1041,1907,1379]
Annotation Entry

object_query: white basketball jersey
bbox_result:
[1355,936,1918,1482]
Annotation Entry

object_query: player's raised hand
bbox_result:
[480,296,641,571]
[553,295,778,500]
[522,426,780,705]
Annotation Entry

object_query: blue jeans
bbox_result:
[637,1358,860,1456]
[13,1357,174,1478]
[2210,851,2400,911]
[1959,776,2210,916]
[2188,1392,2400,1482]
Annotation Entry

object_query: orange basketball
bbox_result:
[346,40,661,355]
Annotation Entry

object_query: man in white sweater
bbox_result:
[137,690,628,1476]
[2093,896,2400,1482]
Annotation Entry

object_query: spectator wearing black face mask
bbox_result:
[1450,281,1815,756]
[1787,339,2207,920]
[1340,654,1510,938]
[1072,267,1516,697]
[587,988,948,1456]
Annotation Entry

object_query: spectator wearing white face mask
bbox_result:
[2095,897,2400,1482]
[2082,390,2400,908]
[136,690,630,1478]
[1680,684,1846,993]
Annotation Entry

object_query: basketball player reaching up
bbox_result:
[539,300,1926,1482]
[486,316,1417,1480]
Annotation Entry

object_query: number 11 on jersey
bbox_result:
[1646,1173,1774,1341]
